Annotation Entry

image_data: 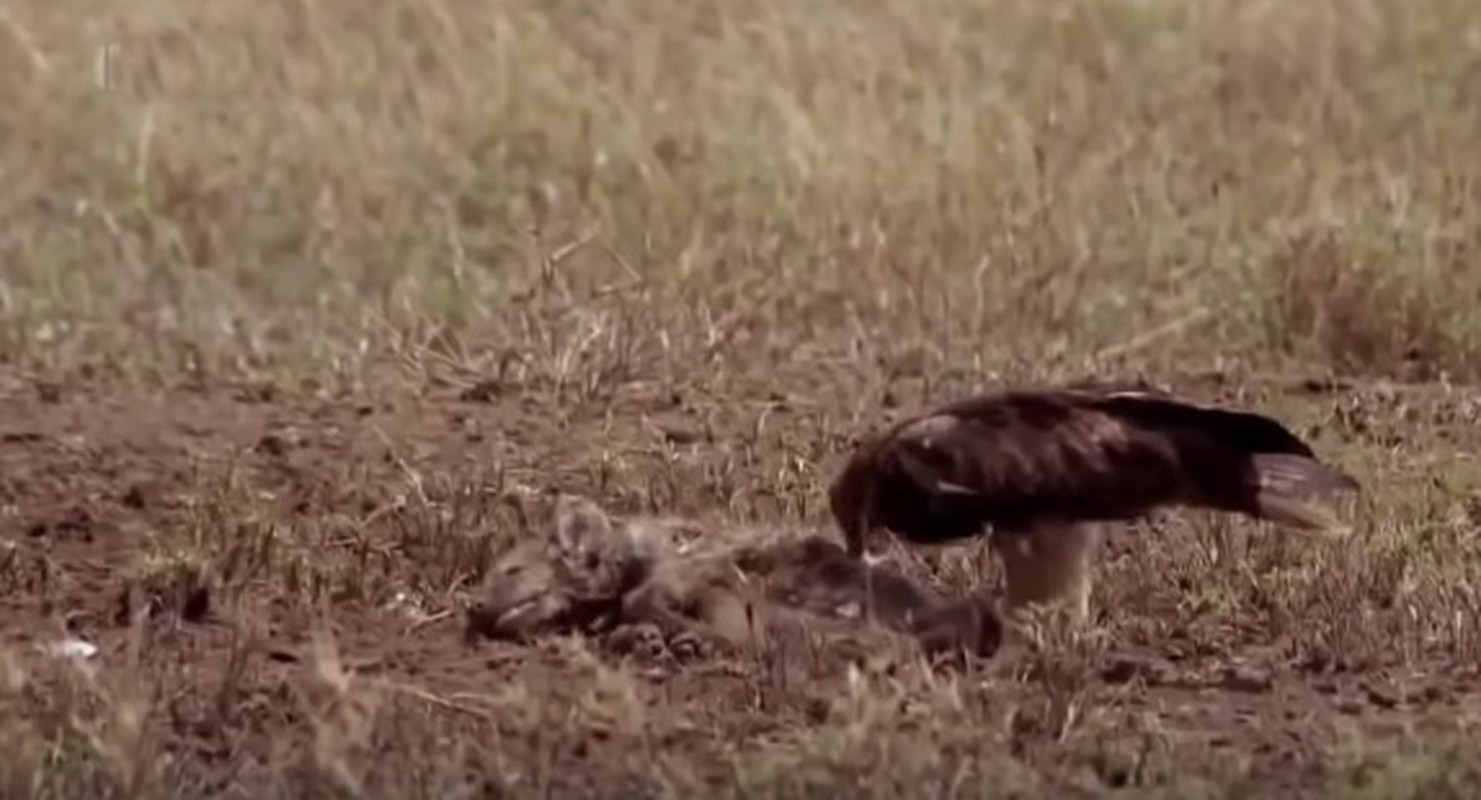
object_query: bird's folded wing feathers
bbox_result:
[888,408,1148,503]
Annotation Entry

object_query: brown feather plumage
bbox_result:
[830,387,1361,558]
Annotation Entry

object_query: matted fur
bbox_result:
[465,495,1001,665]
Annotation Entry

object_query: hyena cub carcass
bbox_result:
[466,494,1002,662]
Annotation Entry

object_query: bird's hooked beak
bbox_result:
[844,518,897,562]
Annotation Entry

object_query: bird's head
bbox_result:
[827,442,878,560]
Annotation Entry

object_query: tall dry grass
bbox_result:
[2,0,1479,396]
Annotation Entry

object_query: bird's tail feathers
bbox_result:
[1248,453,1361,536]
[1252,453,1361,495]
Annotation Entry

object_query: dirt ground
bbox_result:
[3,366,1480,798]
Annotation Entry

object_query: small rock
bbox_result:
[1220,665,1273,693]
[1362,683,1399,709]
[1101,657,1144,685]
[47,638,99,662]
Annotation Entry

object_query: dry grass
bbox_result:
[3,0,1481,796]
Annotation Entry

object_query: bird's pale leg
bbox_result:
[861,549,879,625]
[990,522,1101,631]
[857,526,885,626]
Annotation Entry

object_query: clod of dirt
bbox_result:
[121,484,150,510]
[1100,655,1173,686]
[648,416,707,445]
[115,571,213,625]
[24,505,96,542]
[255,428,308,457]
[1361,683,1400,709]
[458,380,503,403]
[255,434,289,457]
[1219,664,1274,693]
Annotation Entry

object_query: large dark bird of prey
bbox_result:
[828,387,1361,627]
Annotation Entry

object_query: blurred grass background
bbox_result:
[3,0,1479,397]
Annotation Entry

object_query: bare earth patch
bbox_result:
[3,371,1481,797]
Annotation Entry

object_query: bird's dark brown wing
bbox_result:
[1085,391,1317,458]
[874,392,1190,534]
[831,389,1360,552]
